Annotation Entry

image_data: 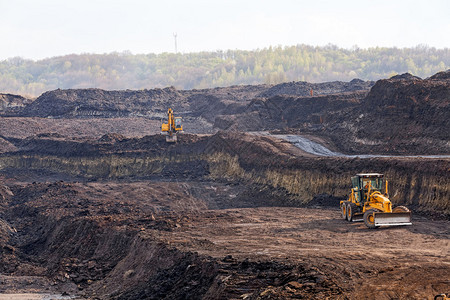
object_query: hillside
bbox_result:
[1,45,449,97]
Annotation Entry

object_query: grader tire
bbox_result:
[392,206,410,213]
[346,203,357,222]
[364,209,378,229]
[341,202,348,220]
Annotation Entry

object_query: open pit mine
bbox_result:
[0,71,449,299]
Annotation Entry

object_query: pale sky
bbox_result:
[0,0,449,60]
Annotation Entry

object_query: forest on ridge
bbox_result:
[1,44,449,97]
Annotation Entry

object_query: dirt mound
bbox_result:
[364,76,448,107]
[15,84,265,120]
[428,69,450,80]
[214,90,368,132]
[0,93,32,115]
[356,74,450,151]
[19,87,183,118]
[389,73,422,80]
[258,79,374,98]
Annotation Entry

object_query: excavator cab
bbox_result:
[175,117,182,129]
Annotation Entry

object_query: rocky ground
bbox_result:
[0,71,449,299]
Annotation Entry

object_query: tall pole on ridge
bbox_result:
[173,33,178,54]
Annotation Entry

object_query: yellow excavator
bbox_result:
[340,173,412,229]
[161,108,183,142]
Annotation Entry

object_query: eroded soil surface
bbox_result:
[0,180,448,299]
[0,72,449,299]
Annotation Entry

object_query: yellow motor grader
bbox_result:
[340,173,412,229]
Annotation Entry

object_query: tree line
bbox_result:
[0,44,449,97]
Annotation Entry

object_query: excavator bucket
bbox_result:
[374,211,412,227]
[166,135,177,143]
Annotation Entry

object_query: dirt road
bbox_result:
[153,206,449,299]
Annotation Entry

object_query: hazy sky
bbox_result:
[1,0,449,60]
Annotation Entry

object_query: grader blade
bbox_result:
[374,211,412,227]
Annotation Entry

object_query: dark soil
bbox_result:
[0,71,449,299]
[0,180,447,299]
[6,71,448,155]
